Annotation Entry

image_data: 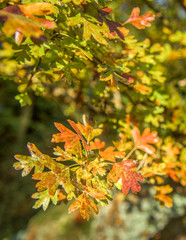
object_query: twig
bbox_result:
[136,153,147,171]
[27,57,42,88]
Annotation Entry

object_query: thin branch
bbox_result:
[27,57,42,88]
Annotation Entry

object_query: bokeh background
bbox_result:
[0,0,186,239]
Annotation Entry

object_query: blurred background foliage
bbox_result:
[0,0,186,239]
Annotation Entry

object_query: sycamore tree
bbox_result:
[0,0,185,220]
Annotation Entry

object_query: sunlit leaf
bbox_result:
[13,143,52,176]
[154,185,173,208]
[132,127,159,154]
[68,192,98,220]
[124,7,155,29]
[100,146,124,162]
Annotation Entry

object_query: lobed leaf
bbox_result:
[100,146,124,162]
[124,7,155,29]
[132,127,159,154]
[108,160,144,195]
[68,192,98,220]
[13,143,53,176]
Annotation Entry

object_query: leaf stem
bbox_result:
[124,147,137,161]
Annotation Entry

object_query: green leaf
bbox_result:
[32,190,58,211]
[83,20,108,45]
[15,92,32,107]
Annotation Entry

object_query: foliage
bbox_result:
[0,0,185,222]
[13,116,158,220]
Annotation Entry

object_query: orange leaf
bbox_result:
[0,3,56,41]
[19,3,56,29]
[19,3,55,16]
[107,163,123,183]
[124,7,155,29]
[86,187,106,199]
[33,172,58,196]
[89,138,105,150]
[68,193,98,220]
[154,185,173,207]
[67,120,88,151]
[132,127,159,154]
[100,147,124,162]
[52,122,81,153]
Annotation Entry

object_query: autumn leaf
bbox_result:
[52,118,102,154]
[98,7,112,18]
[67,119,88,151]
[105,19,124,40]
[52,122,82,154]
[163,161,180,182]
[53,146,72,161]
[68,14,108,45]
[33,172,59,196]
[154,185,173,208]
[100,146,125,162]
[18,3,56,29]
[90,138,105,150]
[121,160,144,195]
[76,122,102,143]
[86,187,107,199]
[134,83,152,95]
[0,11,44,38]
[132,127,159,154]
[107,163,123,183]
[13,143,53,176]
[18,3,55,17]
[97,7,125,40]
[107,160,144,195]
[97,7,112,25]
[68,192,98,220]
[0,3,56,41]
[87,160,107,176]
[32,189,59,211]
[123,7,155,29]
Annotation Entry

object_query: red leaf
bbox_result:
[132,127,159,154]
[31,17,57,29]
[107,159,144,195]
[99,7,112,16]
[120,160,144,195]
[123,7,155,29]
